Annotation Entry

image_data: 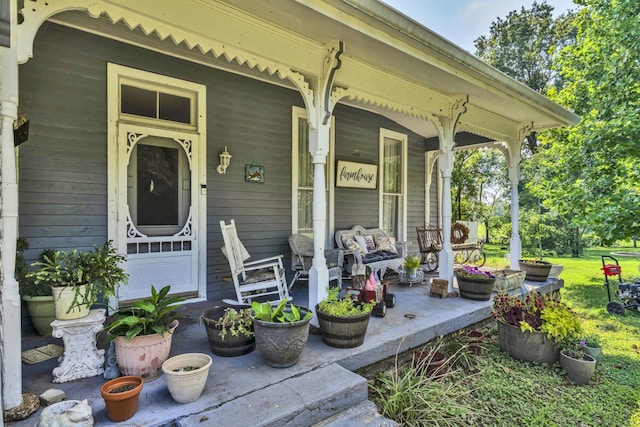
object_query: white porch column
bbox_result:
[305,40,343,327]
[0,0,23,409]
[509,171,522,269]
[436,96,467,292]
[424,151,438,226]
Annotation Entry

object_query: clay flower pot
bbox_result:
[466,330,485,355]
[100,375,144,422]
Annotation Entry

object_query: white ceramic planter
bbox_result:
[52,285,90,320]
[162,353,212,403]
[548,264,564,279]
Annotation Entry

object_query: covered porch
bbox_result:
[10,276,563,426]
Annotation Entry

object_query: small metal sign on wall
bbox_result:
[336,160,378,189]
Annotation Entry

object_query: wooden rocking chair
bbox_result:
[219,219,289,305]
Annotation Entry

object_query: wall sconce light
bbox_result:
[217,146,232,175]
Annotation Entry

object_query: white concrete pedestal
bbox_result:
[51,309,106,383]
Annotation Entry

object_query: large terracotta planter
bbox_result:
[497,320,559,364]
[252,307,311,368]
[201,307,255,357]
[22,295,55,336]
[162,353,212,403]
[101,375,143,422]
[315,303,370,348]
[114,320,178,381]
[560,350,596,385]
[455,275,495,301]
[52,285,91,320]
[518,260,553,282]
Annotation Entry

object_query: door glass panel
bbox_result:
[137,145,179,226]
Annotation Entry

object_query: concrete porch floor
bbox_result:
[11,275,563,426]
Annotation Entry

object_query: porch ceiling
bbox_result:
[42,0,578,141]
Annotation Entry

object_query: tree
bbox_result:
[474,1,576,154]
[530,0,640,245]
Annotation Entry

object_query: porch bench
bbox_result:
[335,225,406,278]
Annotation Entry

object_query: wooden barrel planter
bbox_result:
[455,275,495,301]
[518,260,553,282]
[315,304,371,348]
[497,320,559,364]
[202,307,255,357]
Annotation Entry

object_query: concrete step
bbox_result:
[176,363,368,427]
[312,400,399,427]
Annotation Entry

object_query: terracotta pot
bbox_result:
[412,350,448,378]
[114,320,178,381]
[22,295,55,336]
[52,285,90,320]
[100,375,143,422]
[162,353,212,403]
[466,330,485,355]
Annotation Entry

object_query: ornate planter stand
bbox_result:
[51,309,105,383]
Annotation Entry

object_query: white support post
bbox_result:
[509,180,522,269]
[0,2,23,408]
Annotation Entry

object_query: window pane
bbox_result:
[383,137,402,193]
[297,189,313,235]
[137,145,179,225]
[159,92,191,124]
[382,195,398,236]
[298,118,313,187]
[121,85,156,118]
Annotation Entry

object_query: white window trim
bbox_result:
[378,128,408,242]
[291,106,335,247]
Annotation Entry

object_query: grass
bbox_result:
[370,245,640,426]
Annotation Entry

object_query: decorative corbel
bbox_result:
[319,40,344,126]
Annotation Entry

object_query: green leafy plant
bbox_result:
[582,334,602,348]
[16,238,53,297]
[27,240,128,312]
[403,254,421,271]
[106,285,185,341]
[213,307,254,339]
[539,299,582,345]
[251,299,311,324]
[562,340,591,360]
[317,287,374,317]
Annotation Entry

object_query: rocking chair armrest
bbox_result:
[244,254,284,267]
[239,260,282,275]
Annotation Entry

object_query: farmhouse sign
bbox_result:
[336,160,378,189]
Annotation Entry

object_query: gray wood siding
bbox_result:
[18,22,438,302]
[333,105,427,250]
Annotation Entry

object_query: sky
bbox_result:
[380,0,578,53]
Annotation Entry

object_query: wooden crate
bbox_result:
[430,278,449,298]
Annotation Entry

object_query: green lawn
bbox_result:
[371,245,640,426]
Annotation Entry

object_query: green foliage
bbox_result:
[530,0,640,244]
[317,287,373,317]
[26,241,128,312]
[251,299,312,324]
[539,299,582,345]
[402,254,421,271]
[16,238,53,297]
[106,285,185,341]
[213,307,254,339]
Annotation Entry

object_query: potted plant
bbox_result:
[17,239,55,335]
[100,375,144,422]
[403,254,421,281]
[315,287,374,348]
[162,353,212,403]
[582,334,603,365]
[106,285,185,381]
[251,299,312,368]
[201,306,255,357]
[27,240,128,320]
[454,265,495,301]
[559,341,597,385]
[492,292,578,364]
[518,259,553,282]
